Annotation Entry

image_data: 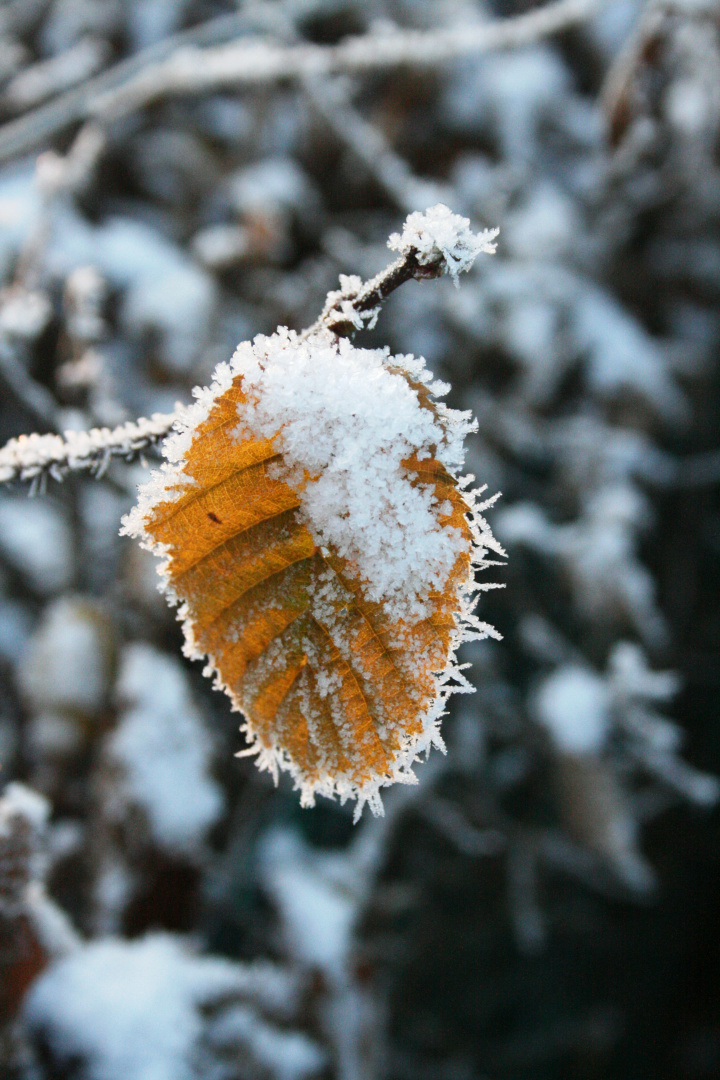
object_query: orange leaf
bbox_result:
[123,329,502,817]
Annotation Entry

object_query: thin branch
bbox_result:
[254,2,450,214]
[0,5,299,165]
[1,205,496,486]
[308,205,498,337]
[421,795,506,857]
[0,341,59,430]
[304,251,434,340]
[94,0,607,117]
[507,838,546,954]
[0,0,605,164]
[0,412,176,486]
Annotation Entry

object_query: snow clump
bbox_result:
[388,203,499,285]
[232,329,478,621]
[533,665,611,755]
[24,934,326,1080]
[107,644,224,858]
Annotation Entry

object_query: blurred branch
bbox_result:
[420,795,506,857]
[305,77,450,213]
[257,3,451,214]
[92,0,606,116]
[0,5,292,165]
[0,342,59,431]
[507,838,546,954]
[0,0,605,164]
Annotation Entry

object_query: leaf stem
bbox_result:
[306,250,443,340]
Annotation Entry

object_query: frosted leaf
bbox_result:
[122,328,503,817]
[232,329,477,622]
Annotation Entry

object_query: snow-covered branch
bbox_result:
[0,206,496,487]
[0,413,176,487]
[94,0,606,118]
[309,204,498,337]
[0,0,605,163]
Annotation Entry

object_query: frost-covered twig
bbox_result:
[0,0,605,163]
[0,413,176,487]
[308,204,498,337]
[1,207,496,487]
[4,36,109,111]
[93,0,606,119]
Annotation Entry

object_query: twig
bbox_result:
[0,412,176,486]
[256,1,450,214]
[1,205,496,485]
[308,205,498,337]
[304,251,434,340]
[507,838,546,954]
[0,0,605,164]
[0,341,59,430]
[421,795,506,857]
[4,36,109,112]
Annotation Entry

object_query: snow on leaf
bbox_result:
[122,328,502,818]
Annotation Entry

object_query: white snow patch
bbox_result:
[229,329,475,622]
[229,156,316,217]
[261,828,356,978]
[24,934,324,1080]
[18,596,112,718]
[108,644,223,857]
[0,780,49,836]
[534,665,611,755]
[205,1003,325,1080]
[609,641,680,703]
[0,497,73,594]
